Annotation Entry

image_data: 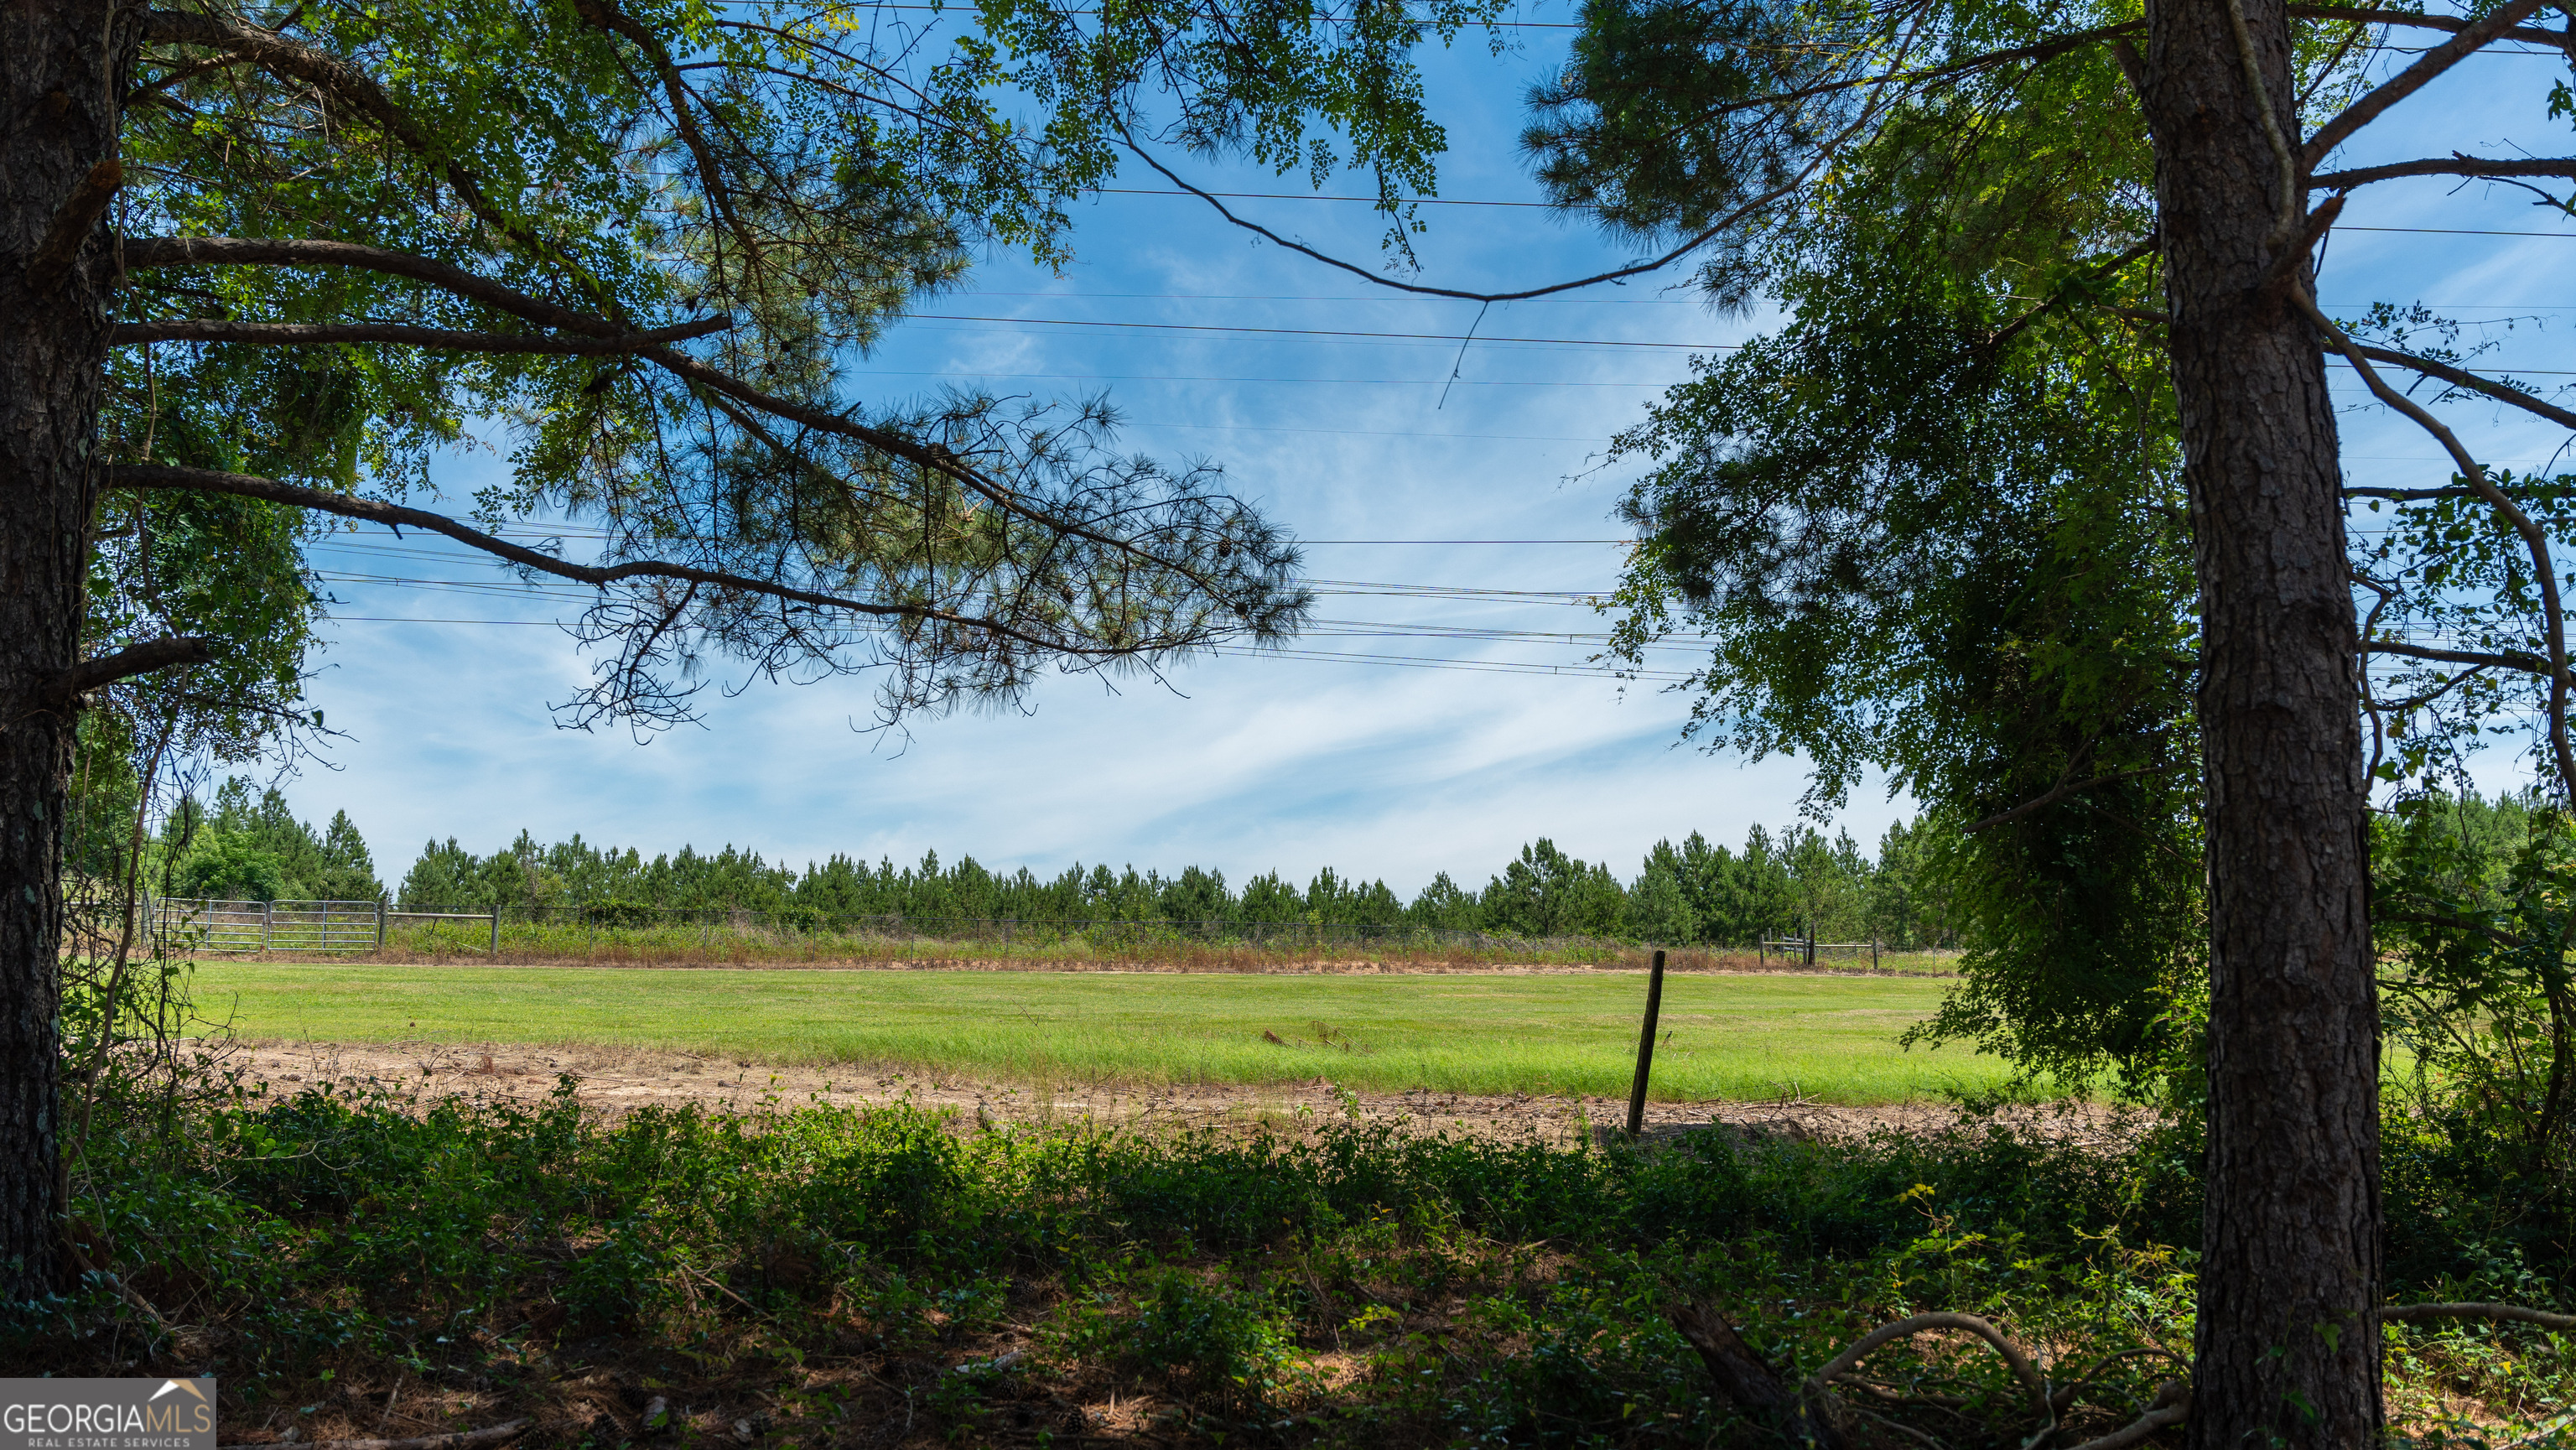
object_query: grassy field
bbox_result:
[189,962,2010,1104]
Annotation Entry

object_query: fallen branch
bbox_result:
[2058,1381,2190,1450]
[1669,1302,1846,1447]
[2383,1302,2576,1330]
[218,1420,532,1450]
[1805,1312,2052,1426]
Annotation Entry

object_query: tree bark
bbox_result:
[2139,0,2382,1442]
[3,0,126,1302]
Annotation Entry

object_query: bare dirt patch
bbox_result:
[236,1038,2117,1147]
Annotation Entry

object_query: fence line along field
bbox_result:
[137,896,1962,974]
[191,963,2010,1104]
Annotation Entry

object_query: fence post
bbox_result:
[1805,922,1815,969]
[1871,938,1879,970]
[490,907,501,957]
[262,900,273,952]
[377,899,387,950]
[1624,949,1668,1139]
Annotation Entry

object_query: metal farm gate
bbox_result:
[153,898,386,953]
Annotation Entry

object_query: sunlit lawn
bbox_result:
[190,963,2010,1104]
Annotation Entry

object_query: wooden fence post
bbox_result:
[490,908,501,957]
[1625,948,1667,1140]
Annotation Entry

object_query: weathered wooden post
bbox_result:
[1624,948,1667,1139]
[489,907,501,957]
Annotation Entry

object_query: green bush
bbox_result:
[174,833,286,902]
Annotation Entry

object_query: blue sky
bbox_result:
[262,13,2573,894]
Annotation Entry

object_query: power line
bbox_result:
[1079,190,2576,238]
[308,568,1626,612]
[854,5,1582,24]
[1098,187,1554,207]
[960,288,1702,305]
[2340,226,2576,240]
[860,368,1680,387]
[314,617,1683,679]
[909,312,1735,350]
[962,288,2576,310]
[1218,646,1690,679]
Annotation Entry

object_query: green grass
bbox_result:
[190,962,2012,1104]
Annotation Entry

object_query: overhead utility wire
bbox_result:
[315,616,1682,680]
[908,313,1735,349]
[961,288,2576,308]
[1079,190,2576,238]
[907,318,2571,371]
[308,565,1616,606]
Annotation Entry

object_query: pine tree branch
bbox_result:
[104,465,1135,660]
[2303,0,2553,167]
[2288,4,2575,54]
[2366,638,2563,680]
[2344,345,2576,432]
[568,0,753,260]
[124,236,619,334]
[122,236,1255,595]
[24,159,123,293]
[51,637,216,698]
[2349,486,2572,502]
[113,317,733,352]
[2313,154,2576,189]
[139,10,612,308]
[2298,286,2576,793]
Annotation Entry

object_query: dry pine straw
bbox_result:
[205,1249,1555,1450]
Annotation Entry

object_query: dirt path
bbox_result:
[235,1038,2119,1147]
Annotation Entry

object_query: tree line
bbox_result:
[146,778,1966,948]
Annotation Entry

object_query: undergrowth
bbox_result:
[230,920,1957,976]
[10,1084,2574,1448]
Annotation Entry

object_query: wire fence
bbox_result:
[1758,938,1890,968]
[145,898,501,954]
[123,897,1939,969]
[417,903,1633,955]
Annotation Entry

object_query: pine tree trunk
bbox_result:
[2,0,123,1302]
[2139,0,2383,1442]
